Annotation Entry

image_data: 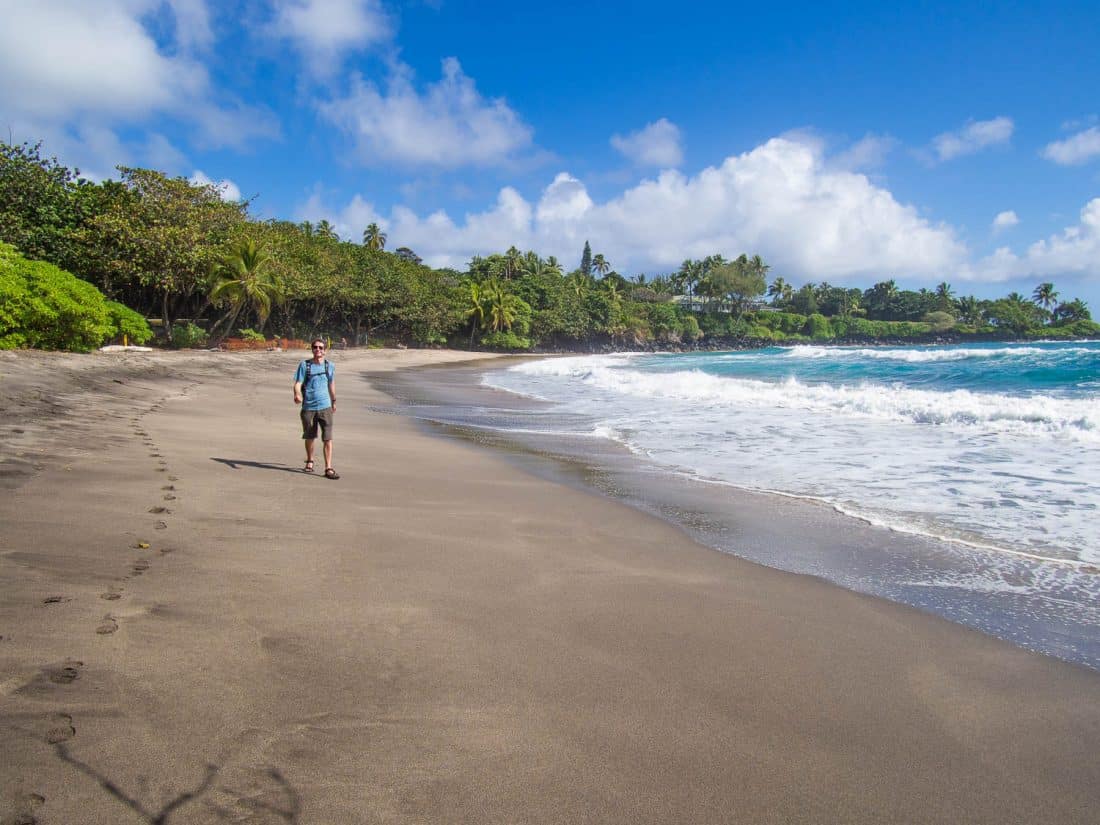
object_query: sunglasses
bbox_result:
[312,345,325,350]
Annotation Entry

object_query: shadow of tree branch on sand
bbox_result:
[54,744,300,823]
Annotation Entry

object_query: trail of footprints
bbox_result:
[20,390,197,819]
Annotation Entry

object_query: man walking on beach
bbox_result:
[293,338,339,479]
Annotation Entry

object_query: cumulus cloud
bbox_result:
[610,119,684,167]
[0,1,206,120]
[1041,126,1100,166]
[992,210,1019,232]
[0,0,277,169]
[190,170,242,201]
[932,116,1014,162]
[319,58,535,168]
[967,199,1100,283]
[309,135,967,278]
[269,0,391,76]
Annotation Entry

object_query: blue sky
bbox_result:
[3,0,1100,307]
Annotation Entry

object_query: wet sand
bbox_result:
[1,347,1099,824]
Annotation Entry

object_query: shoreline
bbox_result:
[2,348,1100,823]
[370,356,1100,671]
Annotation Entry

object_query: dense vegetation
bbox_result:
[1,140,1096,352]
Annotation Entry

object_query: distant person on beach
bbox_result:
[293,338,339,479]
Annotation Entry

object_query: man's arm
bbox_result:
[328,378,336,408]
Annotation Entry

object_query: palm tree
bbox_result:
[209,240,284,340]
[767,277,791,306]
[316,220,339,241]
[484,279,521,332]
[1032,282,1059,313]
[592,253,611,276]
[362,222,386,251]
[567,271,590,298]
[955,295,981,325]
[544,256,563,277]
[463,280,487,346]
[935,281,955,309]
[499,246,525,280]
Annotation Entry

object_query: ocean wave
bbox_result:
[779,345,1097,363]
[511,365,1099,440]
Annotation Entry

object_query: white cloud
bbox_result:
[967,199,1100,283]
[309,135,966,279]
[0,0,277,168]
[0,0,206,120]
[1041,126,1100,166]
[610,119,684,167]
[166,0,214,50]
[829,134,897,171]
[992,210,1019,232]
[319,58,534,168]
[190,170,242,201]
[932,116,1014,162]
[270,0,391,75]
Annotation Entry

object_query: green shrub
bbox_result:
[237,327,266,342]
[170,321,208,349]
[751,311,807,334]
[105,301,153,344]
[480,330,532,350]
[680,314,702,341]
[922,311,956,332]
[804,313,834,340]
[0,241,112,351]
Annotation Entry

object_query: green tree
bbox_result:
[1032,282,1059,315]
[208,240,284,340]
[592,253,610,276]
[935,282,956,313]
[362,222,386,250]
[0,141,91,270]
[580,241,593,277]
[77,168,247,331]
[463,280,488,345]
[1052,298,1091,323]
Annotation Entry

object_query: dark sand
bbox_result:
[1,348,1098,824]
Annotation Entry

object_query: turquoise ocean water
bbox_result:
[474,341,1100,666]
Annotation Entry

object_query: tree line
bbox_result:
[1,140,1096,352]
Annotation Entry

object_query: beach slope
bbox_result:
[1,348,1098,824]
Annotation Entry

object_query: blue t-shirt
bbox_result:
[295,359,334,410]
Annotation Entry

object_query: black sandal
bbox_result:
[324,468,340,479]
[304,460,315,473]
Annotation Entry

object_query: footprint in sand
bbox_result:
[47,660,83,685]
[161,484,175,491]
[10,791,45,824]
[100,586,123,601]
[45,713,75,744]
[148,506,171,514]
[163,493,176,501]
[132,560,150,575]
[42,596,70,605]
[167,475,179,482]
[95,616,119,636]
[154,521,168,530]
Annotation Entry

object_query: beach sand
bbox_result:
[1,347,1098,824]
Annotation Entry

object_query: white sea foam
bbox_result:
[510,363,1098,441]
[778,344,1098,362]
[490,348,1100,567]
